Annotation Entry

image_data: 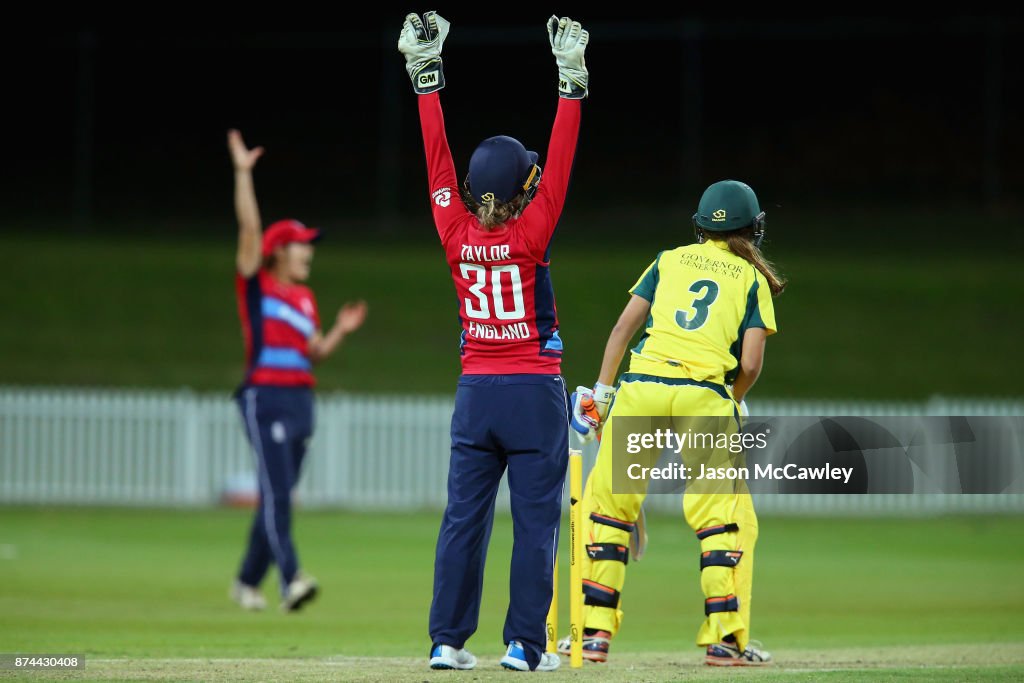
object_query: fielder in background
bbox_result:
[563,180,785,666]
[227,129,367,613]
[398,11,588,673]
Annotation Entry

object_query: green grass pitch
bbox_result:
[1,507,1022,681]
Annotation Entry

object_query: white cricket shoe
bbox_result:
[280,572,319,612]
[500,641,560,671]
[705,638,773,666]
[229,580,266,611]
[429,644,477,670]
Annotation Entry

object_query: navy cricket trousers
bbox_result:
[236,385,314,593]
[429,374,570,671]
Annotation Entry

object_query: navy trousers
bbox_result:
[236,385,314,594]
[429,374,570,671]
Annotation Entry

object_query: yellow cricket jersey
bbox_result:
[627,239,777,383]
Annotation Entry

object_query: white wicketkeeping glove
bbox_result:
[398,11,450,94]
[547,15,589,99]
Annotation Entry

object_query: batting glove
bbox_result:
[398,11,450,94]
[547,15,589,99]
[592,382,616,422]
[570,387,598,444]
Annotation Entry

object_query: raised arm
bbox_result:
[417,93,465,241]
[521,17,588,253]
[399,12,466,242]
[228,129,264,278]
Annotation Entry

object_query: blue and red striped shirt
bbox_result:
[236,269,320,387]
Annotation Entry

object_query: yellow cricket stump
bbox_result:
[545,557,558,653]
[569,449,583,668]
[546,449,584,667]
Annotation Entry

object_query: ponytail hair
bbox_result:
[461,185,529,230]
[476,198,521,228]
[715,228,787,296]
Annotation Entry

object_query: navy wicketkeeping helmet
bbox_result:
[465,135,542,205]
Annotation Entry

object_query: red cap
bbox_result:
[261,219,321,257]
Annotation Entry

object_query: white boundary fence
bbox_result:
[0,387,1021,515]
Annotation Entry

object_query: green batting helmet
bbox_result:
[692,180,766,246]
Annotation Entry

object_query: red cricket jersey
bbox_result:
[236,269,321,387]
[418,92,581,375]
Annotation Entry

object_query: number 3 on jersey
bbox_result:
[459,263,526,321]
[675,279,719,330]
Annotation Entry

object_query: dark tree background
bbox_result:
[5,13,1019,242]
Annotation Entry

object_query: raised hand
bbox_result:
[398,11,450,94]
[335,300,368,335]
[547,15,589,99]
[227,129,264,172]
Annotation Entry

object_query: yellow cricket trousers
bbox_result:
[579,374,758,651]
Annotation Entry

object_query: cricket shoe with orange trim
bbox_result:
[705,639,772,666]
[556,630,612,663]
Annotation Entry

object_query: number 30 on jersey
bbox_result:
[459,263,526,321]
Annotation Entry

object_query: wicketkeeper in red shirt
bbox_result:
[398,11,589,673]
